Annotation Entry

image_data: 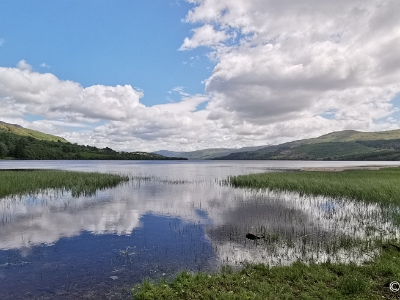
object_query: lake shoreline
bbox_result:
[299,165,400,172]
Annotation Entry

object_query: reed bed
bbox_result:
[230,167,400,206]
[0,169,129,198]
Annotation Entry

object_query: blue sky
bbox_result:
[0,0,213,105]
[1,0,400,152]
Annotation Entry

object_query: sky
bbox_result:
[1,0,400,152]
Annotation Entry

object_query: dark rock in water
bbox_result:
[246,233,264,240]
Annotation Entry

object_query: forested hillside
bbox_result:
[0,122,185,160]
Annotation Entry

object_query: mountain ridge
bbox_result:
[155,129,400,160]
[154,145,267,160]
[3,120,400,161]
[214,129,400,160]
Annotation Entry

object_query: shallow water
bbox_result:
[0,160,399,299]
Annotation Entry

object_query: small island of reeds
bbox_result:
[0,169,129,198]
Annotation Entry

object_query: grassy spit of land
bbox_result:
[0,169,129,198]
[133,167,400,300]
[231,167,400,206]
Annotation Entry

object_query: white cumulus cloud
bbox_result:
[184,0,400,136]
[179,24,231,50]
[0,65,232,151]
[16,60,32,71]
[0,66,143,121]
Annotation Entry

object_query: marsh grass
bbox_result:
[133,243,400,300]
[0,169,129,198]
[230,168,400,206]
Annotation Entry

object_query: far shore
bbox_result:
[300,165,400,172]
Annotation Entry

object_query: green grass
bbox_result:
[230,167,400,206]
[133,244,400,299]
[0,169,129,198]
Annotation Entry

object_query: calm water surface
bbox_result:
[0,160,399,299]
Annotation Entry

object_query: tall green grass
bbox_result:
[230,168,400,206]
[0,169,129,198]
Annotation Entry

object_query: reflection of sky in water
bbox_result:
[0,215,214,299]
[0,160,399,299]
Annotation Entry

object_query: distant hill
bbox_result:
[213,129,400,160]
[0,121,68,143]
[5,121,400,161]
[0,121,185,160]
[154,145,267,160]
[291,129,400,145]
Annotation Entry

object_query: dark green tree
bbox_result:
[0,142,7,158]
[14,139,27,159]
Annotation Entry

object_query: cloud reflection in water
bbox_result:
[0,177,398,268]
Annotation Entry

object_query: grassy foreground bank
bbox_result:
[0,169,129,198]
[133,168,400,299]
[134,245,400,299]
